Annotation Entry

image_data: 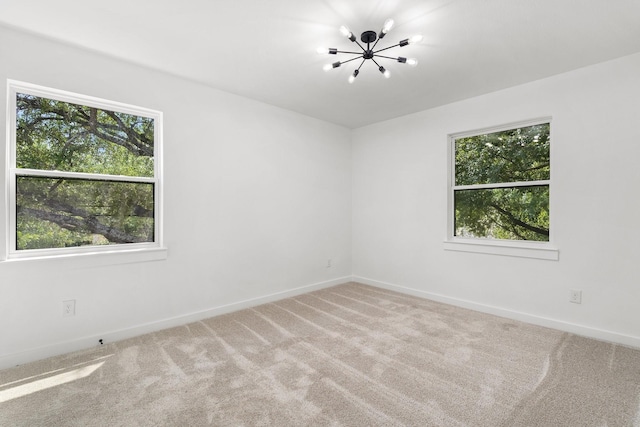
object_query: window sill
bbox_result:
[1,247,168,268]
[443,239,558,261]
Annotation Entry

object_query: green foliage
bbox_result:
[455,186,549,241]
[16,177,154,249]
[16,93,154,177]
[17,216,93,250]
[15,93,156,250]
[454,124,550,241]
[455,123,549,185]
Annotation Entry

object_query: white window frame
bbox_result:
[4,80,165,262]
[444,117,558,260]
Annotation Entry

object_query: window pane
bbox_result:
[16,93,154,177]
[455,123,550,186]
[454,185,549,241]
[16,176,154,250]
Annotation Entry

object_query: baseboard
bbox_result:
[0,276,351,370]
[353,275,640,349]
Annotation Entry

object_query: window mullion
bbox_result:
[13,168,155,184]
[453,180,550,191]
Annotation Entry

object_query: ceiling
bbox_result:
[1,0,640,128]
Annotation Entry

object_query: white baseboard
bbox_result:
[0,276,351,370]
[353,275,640,350]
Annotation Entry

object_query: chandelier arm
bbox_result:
[371,58,383,68]
[373,54,398,61]
[339,56,364,65]
[371,38,381,50]
[355,58,366,71]
[373,44,401,54]
[335,50,363,55]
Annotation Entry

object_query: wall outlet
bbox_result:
[569,290,582,304]
[63,299,76,316]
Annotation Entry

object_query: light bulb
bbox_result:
[383,69,391,79]
[339,25,352,38]
[324,61,341,71]
[348,70,359,84]
[316,47,329,54]
[409,34,424,44]
[407,58,418,66]
[382,18,394,34]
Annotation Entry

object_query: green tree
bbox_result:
[15,93,155,250]
[454,123,550,241]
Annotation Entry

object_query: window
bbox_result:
[6,81,163,260]
[446,119,556,260]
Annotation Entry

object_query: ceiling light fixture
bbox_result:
[318,19,422,84]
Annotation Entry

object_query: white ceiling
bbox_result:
[1,0,640,128]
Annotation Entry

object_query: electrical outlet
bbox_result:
[63,299,76,316]
[569,290,582,304]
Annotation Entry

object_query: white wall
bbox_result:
[352,52,640,347]
[0,26,352,369]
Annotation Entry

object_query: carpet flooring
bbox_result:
[1,282,640,426]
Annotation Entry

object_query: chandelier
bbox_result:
[318,19,422,83]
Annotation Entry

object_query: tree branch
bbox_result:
[18,207,149,244]
[489,203,549,237]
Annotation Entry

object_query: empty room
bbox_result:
[1,0,640,425]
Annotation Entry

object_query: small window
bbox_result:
[449,120,550,243]
[6,81,163,259]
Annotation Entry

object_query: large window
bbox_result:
[6,81,162,259]
[448,119,551,253]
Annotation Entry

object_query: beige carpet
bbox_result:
[1,282,639,426]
